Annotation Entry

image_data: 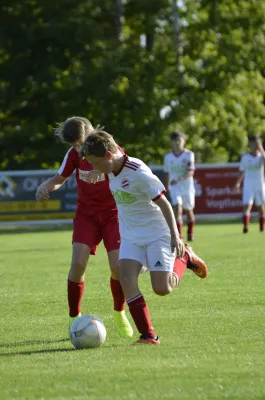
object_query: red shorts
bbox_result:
[72,209,120,255]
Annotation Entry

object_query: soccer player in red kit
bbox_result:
[35,116,133,337]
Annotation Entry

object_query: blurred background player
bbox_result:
[35,116,133,337]
[163,131,196,241]
[80,129,207,345]
[235,134,265,233]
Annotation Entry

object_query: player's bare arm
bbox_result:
[234,171,244,193]
[164,172,170,191]
[171,170,194,185]
[36,174,66,201]
[257,138,265,161]
[154,195,185,257]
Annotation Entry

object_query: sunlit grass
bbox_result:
[0,223,264,400]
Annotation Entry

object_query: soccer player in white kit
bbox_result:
[164,131,196,241]
[235,135,265,233]
[80,129,208,345]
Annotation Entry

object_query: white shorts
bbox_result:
[170,187,195,210]
[242,185,265,206]
[119,236,175,272]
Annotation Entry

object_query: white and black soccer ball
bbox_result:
[69,315,107,349]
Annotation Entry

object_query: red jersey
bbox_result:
[58,147,117,216]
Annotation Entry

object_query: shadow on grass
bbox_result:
[0,338,69,348]
[0,340,122,357]
[0,338,74,357]
[0,347,76,357]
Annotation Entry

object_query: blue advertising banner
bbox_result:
[0,170,77,221]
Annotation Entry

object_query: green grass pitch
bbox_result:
[0,222,264,400]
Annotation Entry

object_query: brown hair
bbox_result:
[248,134,260,142]
[80,130,118,158]
[54,116,94,143]
[170,130,186,141]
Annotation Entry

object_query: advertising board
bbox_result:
[0,163,243,222]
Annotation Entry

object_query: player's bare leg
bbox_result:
[257,205,265,232]
[242,204,252,233]
[119,259,159,345]
[68,242,90,326]
[174,204,183,239]
[108,250,133,338]
[185,208,195,242]
[151,270,179,298]
[150,247,207,295]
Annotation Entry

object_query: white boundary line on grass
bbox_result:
[1,213,260,228]
[0,219,73,227]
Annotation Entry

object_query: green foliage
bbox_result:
[0,0,265,168]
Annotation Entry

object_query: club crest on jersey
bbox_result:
[121,179,130,188]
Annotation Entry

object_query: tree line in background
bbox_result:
[1,0,265,170]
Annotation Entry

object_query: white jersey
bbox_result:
[109,156,170,245]
[239,152,265,188]
[163,149,195,193]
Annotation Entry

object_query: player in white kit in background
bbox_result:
[163,131,196,241]
[235,134,265,233]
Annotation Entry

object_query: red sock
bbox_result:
[127,294,155,337]
[243,214,250,229]
[188,219,195,236]
[177,221,183,239]
[110,277,126,311]
[173,253,189,283]
[259,215,265,232]
[68,279,84,317]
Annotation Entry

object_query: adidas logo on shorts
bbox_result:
[154,260,163,267]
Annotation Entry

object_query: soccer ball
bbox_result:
[69,314,107,349]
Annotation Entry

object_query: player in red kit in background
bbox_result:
[35,116,133,338]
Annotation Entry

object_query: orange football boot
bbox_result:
[185,245,208,279]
